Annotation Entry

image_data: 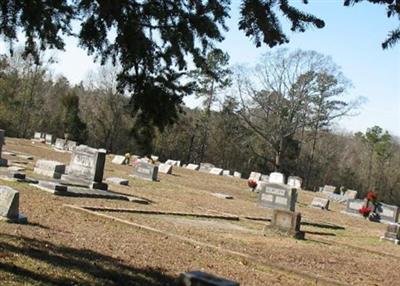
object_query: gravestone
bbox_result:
[61,145,108,190]
[323,185,336,194]
[376,203,400,223]
[310,197,330,210]
[199,163,215,173]
[112,155,126,165]
[209,167,223,175]
[158,163,173,174]
[0,129,7,167]
[178,271,239,286]
[131,161,158,181]
[343,199,365,215]
[34,160,66,179]
[45,134,54,145]
[34,132,42,140]
[211,192,234,199]
[186,164,199,171]
[150,155,159,162]
[0,186,27,223]
[344,189,358,200]
[66,140,77,151]
[269,172,285,184]
[255,181,268,193]
[380,224,400,245]
[233,171,242,178]
[165,159,175,165]
[260,175,269,182]
[106,177,129,186]
[222,170,231,176]
[54,138,67,151]
[258,183,297,211]
[287,176,302,189]
[248,171,261,181]
[269,209,304,239]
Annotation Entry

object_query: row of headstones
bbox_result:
[33,132,54,145]
[249,171,302,190]
[185,163,242,178]
[319,185,358,201]
[342,198,400,223]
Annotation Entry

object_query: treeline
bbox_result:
[0,50,399,205]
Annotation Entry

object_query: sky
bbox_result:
[1,1,398,136]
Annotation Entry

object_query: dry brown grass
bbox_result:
[0,137,399,285]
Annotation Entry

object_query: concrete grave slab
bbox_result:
[106,177,129,186]
[34,160,66,179]
[209,167,223,175]
[186,164,200,171]
[310,197,330,210]
[211,193,234,199]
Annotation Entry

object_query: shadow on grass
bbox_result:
[0,234,176,286]
[303,231,336,236]
[301,222,345,230]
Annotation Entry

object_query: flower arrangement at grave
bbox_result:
[359,206,372,218]
[248,179,257,191]
[359,191,379,220]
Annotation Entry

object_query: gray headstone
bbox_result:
[178,271,239,286]
[66,140,77,151]
[106,177,129,186]
[54,138,67,150]
[222,170,231,176]
[158,163,172,174]
[209,167,223,175]
[344,199,365,215]
[211,192,234,199]
[269,172,285,184]
[269,209,303,239]
[260,175,269,182]
[186,164,199,171]
[131,161,158,181]
[376,203,400,223]
[199,163,215,173]
[248,172,261,181]
[112,155,127,165]
[258,183,297,211]
[233,171,242,178]
[344,189,358,200]
[287,176,302,189]
[45,134,54,144]
[310,197,330,210]
[323,185,336,194]
[34,160,66,179]
[61,145,108,190]
[0,186,27,223]
[380,224,400,244]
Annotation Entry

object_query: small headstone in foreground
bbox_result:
[0,186,27,223]
[158,163,173,174]
[106,177,129,186]
[268,172,285,184]
[380,224,400,245]
[131,161,158,181]
[310,197,330,210]
[268,209,304,239]
[209,167,223,175]
[258,183,297,211]
[112,155,127,165]
[211,192,234,199]
[178,271,239,286]
[34,160,66,179]
[186,164,199,171]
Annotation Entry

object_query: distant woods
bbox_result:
[0,49,399,205]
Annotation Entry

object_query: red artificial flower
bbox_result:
[366,191,378,202]
[359,206,372,218]
[248,179,258,188]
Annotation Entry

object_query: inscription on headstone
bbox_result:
[258,183,297,211]
[131,161,158,181]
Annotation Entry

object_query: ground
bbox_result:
[0,138,399,286]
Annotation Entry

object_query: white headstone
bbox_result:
[209,168,223,175]
[158,163,173,174]
[186,164,199,171]
[269,172,285,184]
[287,176,302,189]
[248,172,261,181]
[112,155,126,165]
[233,171,242,178]
[310,197,330,210]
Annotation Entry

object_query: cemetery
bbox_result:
[0,135,399,286]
